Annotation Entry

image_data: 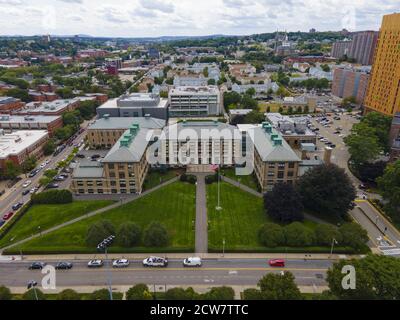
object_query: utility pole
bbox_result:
[97,235,115,301]
[330,238,338,259]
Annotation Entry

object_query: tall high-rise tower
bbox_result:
[364,13,400,116]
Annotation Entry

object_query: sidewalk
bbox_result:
[4,253,365,262]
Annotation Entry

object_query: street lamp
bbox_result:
[97,235,116,301]
[330,238,338,259]
[222,238,226,257]
[27,280,38,300]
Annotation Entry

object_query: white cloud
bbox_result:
[0,0,398,37]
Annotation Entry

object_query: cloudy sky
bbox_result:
[0,0,398,37]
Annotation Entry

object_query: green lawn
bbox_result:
[8,182,196,254]
[0,200,114,249]
[143,169,184,191]
[207,181,267,251]
[221,168,259,191]
[206,182,355,253]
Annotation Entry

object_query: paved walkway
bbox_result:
[195,174,208,254]
[0,177,179,253]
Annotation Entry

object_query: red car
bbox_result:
[269,259,285,267]
[2,211,14,221]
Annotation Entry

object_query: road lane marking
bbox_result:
[45,267,329,273]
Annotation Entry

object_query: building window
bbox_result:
[278,171,284,179]
[289,163,295,169]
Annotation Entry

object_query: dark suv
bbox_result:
[29,262,47,270]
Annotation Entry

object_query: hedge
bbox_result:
[31,190,73,205]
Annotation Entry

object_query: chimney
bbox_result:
[324,147,333,165]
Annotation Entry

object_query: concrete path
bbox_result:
[195,174,208,254]
[221,175,263,198]
[0,177,179,253]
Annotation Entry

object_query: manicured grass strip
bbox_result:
[0,200,114,248]
[10,182,196,254]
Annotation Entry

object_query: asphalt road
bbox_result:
[0,121,90,224]
[0,258,331,287]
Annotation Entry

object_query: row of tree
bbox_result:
[86,220,169,248]
[258,222,368,251]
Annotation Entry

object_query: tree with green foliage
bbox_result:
[0,286,12,300]
[21,156,37,174]
[90,289,114,300]
[86,220,116,247]
[117,223,142,247]
[43,139,56,156]
[327,255,400,300]
[57,289,80,300]
[377,160,400,220]
[22,288,46,300]
[339,223,369,251]
[126,284,152,300]
[244,110,264,124]
[296,164,356,219]
[201,286,235,300]
[245,87,256,97]
[2,160,21,179]
[5,88,30,102]
[165,287,198,300]
[240,94,258,109]
[143,222,169,247]
[257,272,302,300]
[284,222,314,246]
[264,183,304,223]
[242,288,263,300]
[258,223,285,247]
[56,87,74,99]
[314,224,342,246]
[223,91,242,109]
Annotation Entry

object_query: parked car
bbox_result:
[47,183,59,189]
[112,259,130,268]
[76,154,85,159]
[29,262,47,270]
[91,154,101,159]
[143,256,168,267]
[12,202,23,211]
[54,176,65,182]
[359,184,367,190]
[2,212,14,221]
[183,257,202,267]
[28,170,39,178]
[30,186,39,194]
[22,189,30,196]
[88,260,104,268]
[55,262,73,270]
[269,259,285,267]
[0,220,5,227]
[22,180,32,188]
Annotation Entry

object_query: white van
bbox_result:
[183,257,202,267]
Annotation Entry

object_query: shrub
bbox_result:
[143,222,169,247]
[205,173,219,184]
[57,289,81,300]
[117,223,141,247]
[180,174,188,182]
[243,288,263,300]
[258,223,285,247]
[89,289,119,300]
[201,286,235,300]
[31,190,73,205]
[0,286,12,300]
[126,284,152,300]
[22,288,46,300]
[165,287,197,300]
[339,223,369,251]
[314,224,342,246]
[284,222,314,247]
[86,220,116,247]
[187,175,197,184]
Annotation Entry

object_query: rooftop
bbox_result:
[89,116,166,130]
[102,125,151,163]
[170,86,220,95]
[0,114,61,123]
[28,99,78,113]
[73,161,104,179]
[249,123,301,162]
[0,130,48,159]
[0,96,19,105]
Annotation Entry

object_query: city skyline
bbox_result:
[0,0,399,37]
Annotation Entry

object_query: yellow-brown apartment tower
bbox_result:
[364,13,400,116]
